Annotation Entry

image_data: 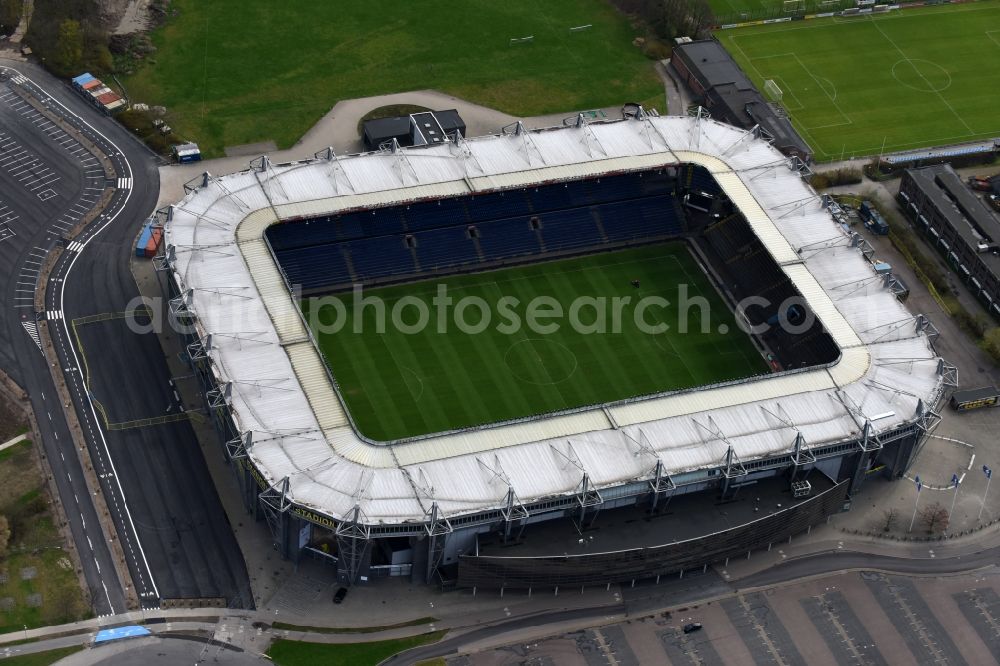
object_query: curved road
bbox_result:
[0,58,252,613]
[388,542,1000,665]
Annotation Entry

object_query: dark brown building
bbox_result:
[671,40,812,162]
[898,164,1000,318]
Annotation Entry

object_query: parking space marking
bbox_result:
[721,593,805,665]
[863,574,965,665]
[0,130,62,197]
[802,591,887,665]
[954,588,1000,652]
[658,626,725,665]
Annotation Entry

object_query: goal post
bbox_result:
[763,79,783,103]
[783,0,806,11]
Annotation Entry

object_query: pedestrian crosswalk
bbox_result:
[45,310,63,320]
[117,177,132,189]
[10,74,26,85]
[21,321,41,350]
[65,240,84,252]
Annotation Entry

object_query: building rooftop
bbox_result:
[163,114,943,527]
[673,40,811,160]
[906,164,1000,273]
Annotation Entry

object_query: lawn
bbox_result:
[0,441,90,633]
[303,243,768,441]
[717,3,1000,161]
[267,632,446,666]
[0,646,83,666]
[123,0,662,157]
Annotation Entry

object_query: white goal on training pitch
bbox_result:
[764,79,783,102]
[783,0,806,11]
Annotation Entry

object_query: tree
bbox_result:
[981,328,1000,365]
[54,19,83,75]
[920,502,949,534]
[879,508,898,533]
[0,515,9,557]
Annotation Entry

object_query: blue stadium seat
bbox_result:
[270,171,691,292]
[413,227,478,271]
[348,235,417,281]
[275,244,352,290]
[404,198,469,231]
[477,217,540,260]
[601,195,682,242]
[538,208,603,251]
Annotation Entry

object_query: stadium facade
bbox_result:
[158,109,952,588]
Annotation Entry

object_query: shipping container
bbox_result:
[103,99,126,114]
[81,79,102,91]
[135,222,153,258]
[144,227,163,258]
[89,86,112,99]
[97,92,121,106]
[72,73,96,88]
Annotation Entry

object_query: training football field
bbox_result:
[719,3,1000,161]
[303,243,768,441]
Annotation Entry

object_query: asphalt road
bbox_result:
[0,62,132,615]
[389,543,1000,665]
[0,59,252,611]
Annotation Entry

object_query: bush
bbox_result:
[981,328,1000,365]
[809,167,862,190]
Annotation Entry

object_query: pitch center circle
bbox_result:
[504,338,578,385]
[890,58,952,93]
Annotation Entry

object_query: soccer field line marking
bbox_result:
[889,58,953,94]
[673,262,760,366]
[486,280,575,389]
[502,338,579,387]
[986,30,1000,49]
[746,55,807,111]
[399,365,425,402]
[355,252,687,305]
[789,52,853,126]
[769,76,805,112]
[868,17,976,136]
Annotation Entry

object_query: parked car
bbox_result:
[683,622,702,634]
[333,587,348,604]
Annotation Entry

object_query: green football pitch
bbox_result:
[718,3,1000,161]
[302,243,768,441]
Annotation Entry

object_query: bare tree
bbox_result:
[920,502,949,534]
[880,508,898,533]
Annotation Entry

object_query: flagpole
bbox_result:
[909,476,921,532]
[979,467,993,521]
[948,474,960,524]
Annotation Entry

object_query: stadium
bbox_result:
[159,108,952,589]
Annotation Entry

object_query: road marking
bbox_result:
[117,177,132,189]
[21,322,41,350]
[46,310,64,320]
[66,241,84,252]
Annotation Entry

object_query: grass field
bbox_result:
[123,0,662,157]
[0,441,89,633]
[303,243,767,441]
[0,646,83,666]
[267,632,446,666]
[718,3,1000,161]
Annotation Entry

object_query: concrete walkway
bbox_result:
[156,90,630,209]
[7,0,32,44]
[0,432,26,452]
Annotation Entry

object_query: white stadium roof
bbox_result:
[164,114,945,526]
